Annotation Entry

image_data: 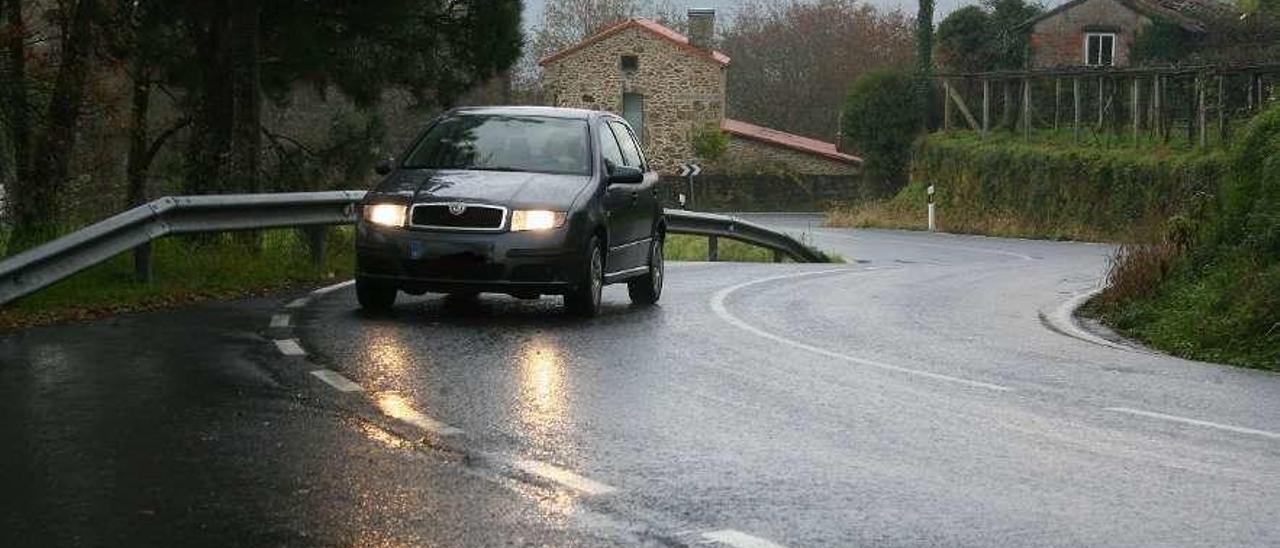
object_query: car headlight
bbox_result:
[510,210,566,231]
[364,203,407,227]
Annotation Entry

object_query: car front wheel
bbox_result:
[356,276,397,312]
[565,236,603,317]
[628,234,663,305]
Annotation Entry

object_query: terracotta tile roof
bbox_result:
[538,18,731,67]
[721,119,864,165]
[1022,0,1241,32]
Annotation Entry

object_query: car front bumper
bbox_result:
[355,222,586,295]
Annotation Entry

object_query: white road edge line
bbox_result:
[511,459,616,496]
[701,529,788,548]
[269,314,291,328]
[1106,407,1280,441]
[312,279,355,296]
[311,369,363,392]
[710,269,1011,392]
[274,339,306,356]
[285,297,310,309]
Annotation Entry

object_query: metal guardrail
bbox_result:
[0,191,827,305]
[663,210,827,263]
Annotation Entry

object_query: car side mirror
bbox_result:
[608,165,643,185]
[374,159,394,176]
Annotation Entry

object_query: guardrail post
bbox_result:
[306,226,327,269]
[133,243,153,283]
[772,250,783,263]
[707,235,719,262]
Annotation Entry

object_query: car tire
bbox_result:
[565,236,603,317]
[628,234,663,305]
[356,276,397,312]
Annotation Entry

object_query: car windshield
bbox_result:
[402,114,591,175]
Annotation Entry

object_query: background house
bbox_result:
[1024,0,1239,68]
[538,10,861,177]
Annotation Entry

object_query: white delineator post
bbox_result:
[927,184,936,232]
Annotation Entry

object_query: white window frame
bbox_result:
[1083,32,1117,67]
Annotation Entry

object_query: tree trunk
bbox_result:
[126,64,151,209]
[229,0,260,194]
[229,0,261,250]
[126,56,153,282]
[10,0,95,251]
[185,0,233,197]
[3,0,32,255]
[2,0,29,188]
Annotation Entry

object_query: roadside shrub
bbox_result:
[841,69,922,193]
[1093,103,1280,369]
[692,123,730,162]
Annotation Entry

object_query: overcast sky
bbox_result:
[520,0,1054,29]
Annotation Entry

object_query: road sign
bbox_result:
[679,163,701,210]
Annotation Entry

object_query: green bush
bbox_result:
[1093,104,1280,369]
[841,69,922,194]
[692,123,730,162]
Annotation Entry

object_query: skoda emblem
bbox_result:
[448,203,467,216]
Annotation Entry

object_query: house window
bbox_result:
[1084,32,1116,66]
[620,55,639,72]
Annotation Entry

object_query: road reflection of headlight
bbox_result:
[516,338,569,447]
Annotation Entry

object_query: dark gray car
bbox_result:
[354,106,665,317]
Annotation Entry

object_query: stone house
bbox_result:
[1024,0,1238,68]
[538,10,861,176]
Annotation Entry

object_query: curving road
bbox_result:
[5,215,1280,546]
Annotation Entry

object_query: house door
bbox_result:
[622,93,644,142]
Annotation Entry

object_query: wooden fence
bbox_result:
[936,63,1280,146]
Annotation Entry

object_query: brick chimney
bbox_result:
[687,8,715,50]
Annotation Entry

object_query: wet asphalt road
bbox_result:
[4,215,1280,547]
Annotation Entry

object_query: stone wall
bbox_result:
[542,27,726,174]
[1030,0,1151,68]
[720,136,860,177]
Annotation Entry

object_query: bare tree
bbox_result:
[722,0,914,142]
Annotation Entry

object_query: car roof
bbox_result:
[447,105,614,122]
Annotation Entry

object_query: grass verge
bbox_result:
[664,234,776,262]
[1,227,355,331]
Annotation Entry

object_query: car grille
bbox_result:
[410,203,506,230]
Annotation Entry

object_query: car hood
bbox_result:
[376,169,593,210]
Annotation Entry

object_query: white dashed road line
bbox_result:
[274,339,306,356]
[511,459,617,496]
[710,269,1012,392]
[376,393,464,436]
[312,279,355,296]
[1107,407,1280,441]
[310,369,363,392]
[269,314,291,328]
[701,529,788,548]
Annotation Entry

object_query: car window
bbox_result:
[598,122,625,171]
[609,122,643,169]
[403,114,590,175]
